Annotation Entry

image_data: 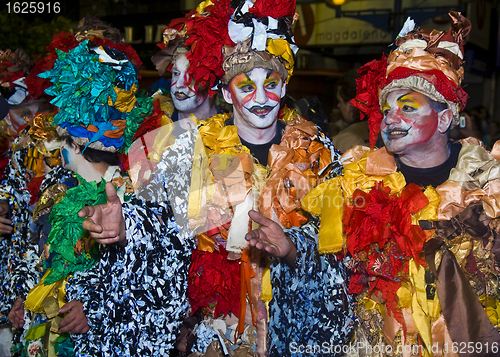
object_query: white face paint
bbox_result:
[223,67,286,130]
[170,53,209,114]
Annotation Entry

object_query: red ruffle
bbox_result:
[249,0,296,18]
[0,61,24,84]
[25,32,79,99]
[386,67,468,109]
[350,56,387,147]
[184,0,235,97]
[188,247,241,318]
[344,181,428,321]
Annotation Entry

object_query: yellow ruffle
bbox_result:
[302,150,407,253]
[266,38,294,83]
[25,270,68,314]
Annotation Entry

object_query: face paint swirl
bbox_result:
[381,90,440,155]
[228,68,285,129]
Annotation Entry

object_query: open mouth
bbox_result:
[174,92,192,101]
[248,105,276,117]
[387,129,409,138]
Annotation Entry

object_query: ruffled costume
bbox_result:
[304,143,500,356]
[143,107,353,356]
[12,35,191,356]
[145,1,354,355]
[302,13,500,357]
[0,113,72,356]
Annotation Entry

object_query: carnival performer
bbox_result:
[11,37,194,357]
[152,22,220,125]
[297,12,500,357]
[82,1,353,356]
[123,17,223,198]
[0,17,151,355]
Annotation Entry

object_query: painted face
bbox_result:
[60,143,79,172]
[380,89,441,155]
[225,68,286,129]
[170,53,209,113]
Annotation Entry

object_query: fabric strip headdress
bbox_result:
[351,12,471,147]
[222,0,298,84]
[39,40,152,153]
[154,0,298,97]
[25,16,142,101]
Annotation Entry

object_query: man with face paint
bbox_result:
[16,37,194,356]
[297,13,500,355]
[81,1,353,356]
[152,32,219,131]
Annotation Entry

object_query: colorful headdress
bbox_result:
[39,40,151,153]
[351,12,471,146]
[221,0,298,84]
[153,0,298,97]
[25,16,142,101]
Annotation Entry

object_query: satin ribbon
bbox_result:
[490,140,500,160]
[478,294,500,327]
[387,48,462,85]
[196,0,213,13]
[303,178,344,253]
[191,116,254,235]
[24,146,45,178]
[449,143,500,191]
[85,119,126,139]
[238,249,256,337]
[149,114,175,163]
[425,239,500,357]
[258,144,311,228]
[279,106,299,123]
[408,259,432,355]
[302,149,406,253]
[414,186,440,223]
[266,38,294,83]
[25,270,68,313]
[260,262,272,303]
[259,118,330,228]
[434,143,500,219]
[24,272,70,356]
[28,113,58,143]
[198,114,247,157]
[437,179,500,220]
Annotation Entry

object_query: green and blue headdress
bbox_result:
[39,40,152,153]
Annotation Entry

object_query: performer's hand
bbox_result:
[8,296,25,329]
[0,202,12,235]
[58,300,89,334]
[245,210,297,267]
[78,182,126,246]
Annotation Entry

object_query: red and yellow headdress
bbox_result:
[153,0,298,97]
